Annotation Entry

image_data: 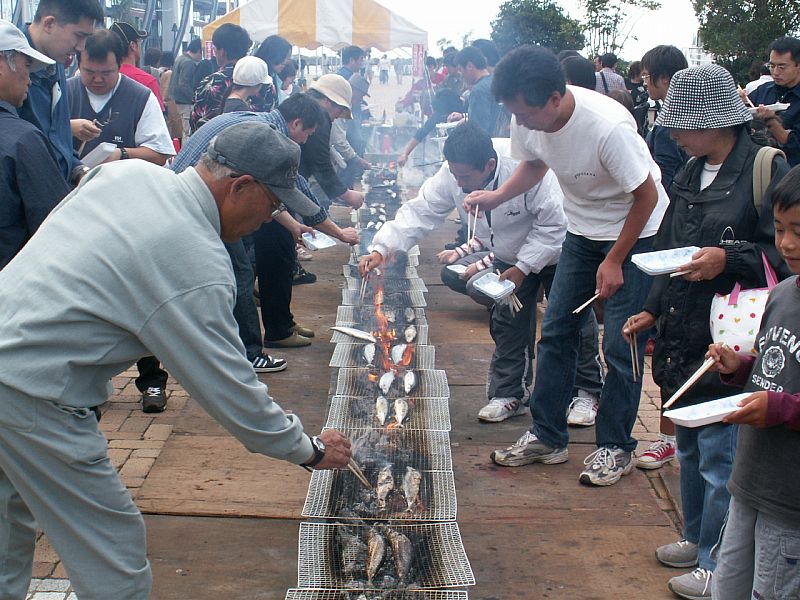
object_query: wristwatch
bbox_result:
[119,147,129,160]
[300,435,326,471]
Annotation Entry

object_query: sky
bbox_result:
[378,0,701,61]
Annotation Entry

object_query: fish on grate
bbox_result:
[402,466,422,513]
[403,371,417,394]
[375,464,394,510]
[392,398,408,428]
[366,527,386,585]
[387,529,413,586]
[375,395,389,426]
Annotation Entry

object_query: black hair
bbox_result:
[212,24,251,61]
[471,39,500,67]
[628,60,642,79]
[600,52,617,68]
[442,52,457,69]
[492,45,565,107]
[425,56,437,69]
[159,51,174,69]
[608,88,634,114]
[34,0,104,24]
[454,46,487,70]
[186,38,202,54]
[432,88,464,115]
[768,36,800,64]
[640,45,688,83]
[277,92,326,130]
[342,45,365,65]
[561,55,595,90]
[443,121,496,171]
[557,49,581,62]
[772,165,800,212]
[255,34,292,72]
[143,46,161,67]
[280,59,298,81]
[81,29,124,66]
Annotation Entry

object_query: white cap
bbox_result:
[232,56,270,86]
[0,19,54,72]
[309,74,353,119]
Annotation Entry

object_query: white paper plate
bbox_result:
[472,272,515,300]
[446,264,468,274]
[747,102,790,116]
[82,142,117,168]
[302,232,337,250]
[631,246,700,276]
[664,393,749,428]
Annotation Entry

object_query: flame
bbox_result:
[367,273,417,375]
[399,342,415,367]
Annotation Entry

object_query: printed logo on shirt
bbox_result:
[573,171,596,180]
[505,209,520,217]
[113,135,123,144]
[752,324,800,391]
[761,346,785,378]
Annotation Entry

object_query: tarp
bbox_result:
[202,0,427,51]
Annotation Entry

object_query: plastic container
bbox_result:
[302,232,337,250]
[631,246,700,276]
[446,264,468,275]
[81,142,117,168]
[664,393,749,428]
[472,272,515,301]
[747,102,790,116]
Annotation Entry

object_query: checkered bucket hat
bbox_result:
[655,64,752,130]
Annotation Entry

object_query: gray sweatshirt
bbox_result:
[0,160,313,465]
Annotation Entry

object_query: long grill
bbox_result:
[341,290,427,307]
[285,590,469,599]
[324,396,450,431]
[336,369,448,399]
[344,276,429,293]
[329,344,435,370]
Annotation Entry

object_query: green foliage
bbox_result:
[490,0,586,55]
[694,0,800,84]
[581,0,660,58]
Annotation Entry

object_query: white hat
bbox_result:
[232,56,270,86]
[0,19,54,72]
[309,74,353,119]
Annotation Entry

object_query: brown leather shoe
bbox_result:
[291,324,315,338]
[264,332,312,348]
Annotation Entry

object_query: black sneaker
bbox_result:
[252,353,288,373]
[292,266,317,285]
[444,242,459,250]
[141,387,167,413]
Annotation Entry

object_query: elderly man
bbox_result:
[0,19,69,269]
[0,121,351,600]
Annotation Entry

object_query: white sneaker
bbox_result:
[579,446,634,486]
[478,397,527,422]
[567,392,599,426]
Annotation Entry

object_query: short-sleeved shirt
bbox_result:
[120,63,165,111]
[510,85,669,241]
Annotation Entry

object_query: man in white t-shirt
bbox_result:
[466,45,669,487]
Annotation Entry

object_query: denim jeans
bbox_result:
[677,422,737,571]
[225,237,262,362]
[529,232,653,452]
[712,496,800,599]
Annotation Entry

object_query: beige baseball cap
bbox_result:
[309,73,353,119]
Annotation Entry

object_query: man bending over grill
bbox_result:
[360,121,567,423]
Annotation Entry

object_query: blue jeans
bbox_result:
[677,422,737,571]
[225,236,262,362]
[529,232,653,452]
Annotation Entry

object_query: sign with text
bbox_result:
[412,44,425,78]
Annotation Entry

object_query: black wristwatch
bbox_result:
[300,435,326,471]
[119,147,129,160]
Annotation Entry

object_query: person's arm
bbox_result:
[17,129,71,233]
[330,119,357,162]
[302,120,349,199]
[465,159,548,212]
[274,210,313,241]
[314,217,359,245]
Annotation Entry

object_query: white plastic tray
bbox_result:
[664,393,749,428]
[302,231,337,250]
[446,264,468,275]
[747,102,790,116]
[472,272,514,300]
[82,142,117,168]
[631,246,700,276]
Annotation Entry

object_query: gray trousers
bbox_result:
[0,385,151,600]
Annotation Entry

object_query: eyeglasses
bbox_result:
[766,62,796,72]
[641,74,651,81]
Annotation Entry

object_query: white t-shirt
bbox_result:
[85,75,175,156]
[510,85,669,241]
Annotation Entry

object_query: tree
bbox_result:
[581,0,660,58]
[694,0,800,84]
[491,0,586,56]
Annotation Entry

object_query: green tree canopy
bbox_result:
[694,0,800,84]
[491,0,586,56]
[581,0,661,58]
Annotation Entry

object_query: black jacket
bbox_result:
[299,111,348,200]
[644,127,792,406]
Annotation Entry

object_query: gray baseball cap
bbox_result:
[0,19,54,72]
[206,121,320,217]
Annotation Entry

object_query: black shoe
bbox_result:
[251,353,288,373]
[141,387,167,413]
[444,242,459,250]
[292,266,317,285]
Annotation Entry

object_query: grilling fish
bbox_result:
[404,325,417,343]
[403,371,417,394]
[379,371,395,394]
[375,395,389,425]
[404,307,416,323]
[363,343,376,365]
[387,529,413,585]
[384,306,396,323]
[402,466,422,512]
[393,397,409,426]
[376,464,394,509]
[390,343,407,365]
[366,527,386,584]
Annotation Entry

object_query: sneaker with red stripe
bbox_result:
[636,438,676,470]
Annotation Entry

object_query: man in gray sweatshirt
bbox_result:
[0,121,351,600]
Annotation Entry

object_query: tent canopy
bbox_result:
[202,0,427,51]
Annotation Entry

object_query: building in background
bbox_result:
[683,30,715,67]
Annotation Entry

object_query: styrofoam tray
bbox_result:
[747,102,790,116]
[631,246,700,276]
[664,393,749,428]
[471,272,514,300]
[302,231,337,250]
[446,264,468,275]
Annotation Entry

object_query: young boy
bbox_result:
[707,165,800,599]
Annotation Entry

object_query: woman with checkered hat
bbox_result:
[624,63,792,599]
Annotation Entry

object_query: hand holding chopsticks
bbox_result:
[347,458,373,489]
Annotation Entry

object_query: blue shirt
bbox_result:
[750,81,800,167]
[172,110,327,226]
[18,24,82,180]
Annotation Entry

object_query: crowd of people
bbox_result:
[0,0,799,598]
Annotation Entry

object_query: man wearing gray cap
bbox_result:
[0,19,70,269]
[0,120,352,599]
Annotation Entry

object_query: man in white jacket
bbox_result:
[360,121,567,421]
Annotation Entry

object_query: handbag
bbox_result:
[709,252,778,354]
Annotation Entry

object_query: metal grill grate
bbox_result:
[330,327,429,346]
[350,254,419,268]
[321,428,452,472]
[344,277,429,293]
[329,345,436,369]
[285,589,469,599]
[302,468,456,521]
[335,307,427,327]
[297,522,475,589]
[342,290,427,307]
[324,396,450,431]
[336,369,449,399]
[343,265,419,280]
